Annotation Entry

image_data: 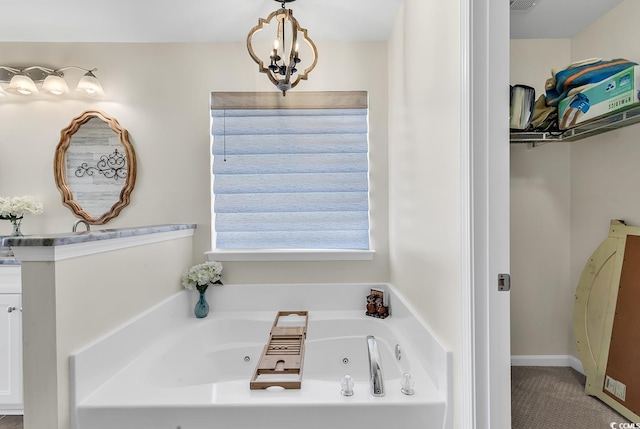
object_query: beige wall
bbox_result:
[509,39,574,356]
[510,0,640,358]
[388,0,462,426]
[0,41,390,284]
[569,0,640,310]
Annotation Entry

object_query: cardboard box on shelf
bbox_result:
[558,65,640,130]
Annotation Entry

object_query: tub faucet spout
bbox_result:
[366,335,385,396]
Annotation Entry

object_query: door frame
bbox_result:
[461,0,511,428]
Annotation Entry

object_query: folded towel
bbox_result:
[529,94,557,131]
[545,58,637,106]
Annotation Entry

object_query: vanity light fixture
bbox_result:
[9,72,39,95]
[0,66,105,97]
[42,74,70,95]
[247,0,318,96]
[76,71,104,96]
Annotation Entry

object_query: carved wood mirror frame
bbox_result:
[54,110,137,224]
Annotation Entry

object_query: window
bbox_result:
[210,91,370,258]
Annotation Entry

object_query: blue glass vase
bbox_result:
[194,291,209,318]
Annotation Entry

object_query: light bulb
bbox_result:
[76,71,104,96]
[8,74,38,95]
[42,75,69,95]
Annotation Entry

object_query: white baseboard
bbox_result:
[0,408,23,415]
[511,355,584,374]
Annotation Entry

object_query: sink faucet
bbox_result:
[72,220,91,232]
[366,335,385,396]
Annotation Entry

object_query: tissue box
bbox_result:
[558,65,640,129]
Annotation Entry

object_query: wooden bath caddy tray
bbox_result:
[250,311,308,390]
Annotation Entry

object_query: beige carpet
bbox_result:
[512,366,631,428]
[0,416,22,429]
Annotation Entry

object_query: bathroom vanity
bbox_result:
[0,256,22,414]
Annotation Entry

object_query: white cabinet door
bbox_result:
[0,294,22,407]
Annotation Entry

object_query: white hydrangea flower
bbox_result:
[0,197,10,218]
[182,261,223,292]
[0,195,44,219]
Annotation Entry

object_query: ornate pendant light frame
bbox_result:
[247,0,318,95]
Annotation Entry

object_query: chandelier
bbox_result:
[247,0,318,96]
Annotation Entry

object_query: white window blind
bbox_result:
[211,91,369,250]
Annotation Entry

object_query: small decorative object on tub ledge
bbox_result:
[0,195,44,238]
[181,260,223,318]
[366,288,389,319]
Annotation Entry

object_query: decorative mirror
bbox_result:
[54,110,137,224]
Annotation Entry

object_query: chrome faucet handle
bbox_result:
[401,372,415,395]
[341,375,354,396]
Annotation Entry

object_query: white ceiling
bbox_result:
[0,0,403,43]
[0,0,625,43]
[511,0,624,39]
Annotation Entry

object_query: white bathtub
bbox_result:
[71,284,451,429]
